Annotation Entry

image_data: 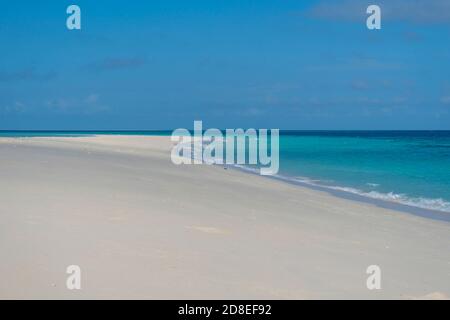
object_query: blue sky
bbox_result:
[1,0,450,130]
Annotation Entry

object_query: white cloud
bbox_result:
[85,93,100,104]
[1,101,26,114]
[44,94,109,115]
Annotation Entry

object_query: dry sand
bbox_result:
[0,135,449,299]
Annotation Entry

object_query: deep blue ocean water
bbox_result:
[2,130,450,213]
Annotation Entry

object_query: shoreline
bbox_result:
[3,134,450,220]
[1,135,449,299]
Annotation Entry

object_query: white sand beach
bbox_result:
[0,135,449,299]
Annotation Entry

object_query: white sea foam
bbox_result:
[314,183,450,213]
[231,165,450,213]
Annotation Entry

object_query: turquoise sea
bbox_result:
[277,131,450,214]
[2,130,450,215]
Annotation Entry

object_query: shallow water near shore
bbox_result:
[276,131,450,215]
